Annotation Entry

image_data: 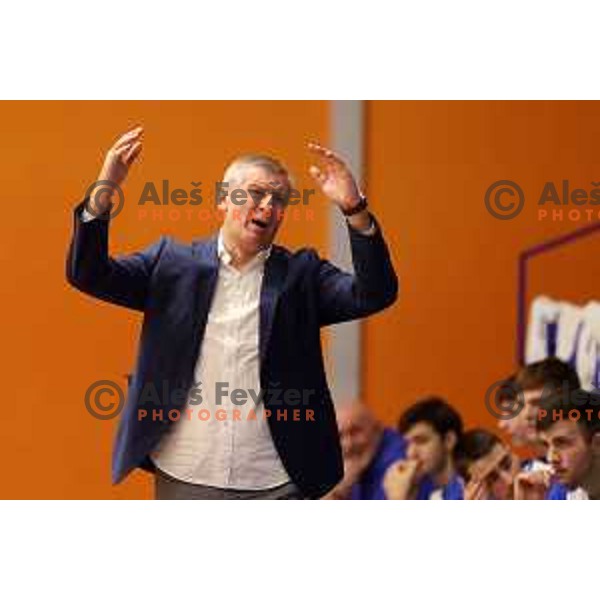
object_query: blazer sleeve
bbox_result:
[317,213,399,326]
[66,198,167,311]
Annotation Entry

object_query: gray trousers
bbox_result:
[154,467,304,500]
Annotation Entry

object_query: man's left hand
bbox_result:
[307,143,362,213]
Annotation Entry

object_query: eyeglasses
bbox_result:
[248,186,290,208]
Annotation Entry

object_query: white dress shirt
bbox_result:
[149,231,291,489]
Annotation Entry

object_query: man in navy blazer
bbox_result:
[66,126,398,499]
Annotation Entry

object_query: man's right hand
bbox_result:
[514,470,551,500]
[383,459,419,500]
[87,126,144,217]
[464,478,489,500]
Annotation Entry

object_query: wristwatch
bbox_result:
[341,194,368,216]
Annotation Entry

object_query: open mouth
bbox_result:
[248,217,269,230]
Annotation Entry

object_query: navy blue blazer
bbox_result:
[66,199,398,498]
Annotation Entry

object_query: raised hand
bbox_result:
[88,126,144,216]
[307,143,361,212]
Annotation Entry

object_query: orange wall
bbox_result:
[0,101,328,499]
[364,101,600,435]
[3,100,600,498]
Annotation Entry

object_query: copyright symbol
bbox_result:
[84,180,125,221]
[484,379,524,421]
[484,180,524,220]
[84,380,124,420]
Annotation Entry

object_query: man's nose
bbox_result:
[257,193,274,213]
[548,447,561,466]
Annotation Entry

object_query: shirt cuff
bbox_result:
[81,206,96,222]
[349,215,377,236]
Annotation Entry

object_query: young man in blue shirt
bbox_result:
[518,389,600,500]
[454,429,520,500]
[384,397,464,500]
[499,358,581,474]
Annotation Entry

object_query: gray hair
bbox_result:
[222,153,292,187]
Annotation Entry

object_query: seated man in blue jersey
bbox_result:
[383,397,464,500]
[454,429,520,500]
[323,402,405,499]
[499,358,581,474]
[515,388,600,500]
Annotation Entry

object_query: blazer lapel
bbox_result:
[191,234,220,334]
[260,247,288,364]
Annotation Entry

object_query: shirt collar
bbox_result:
[217,229,272,269]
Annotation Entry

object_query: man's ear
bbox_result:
[591,432,600,455]
[444,431,458,453]
[216,193,228,214]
